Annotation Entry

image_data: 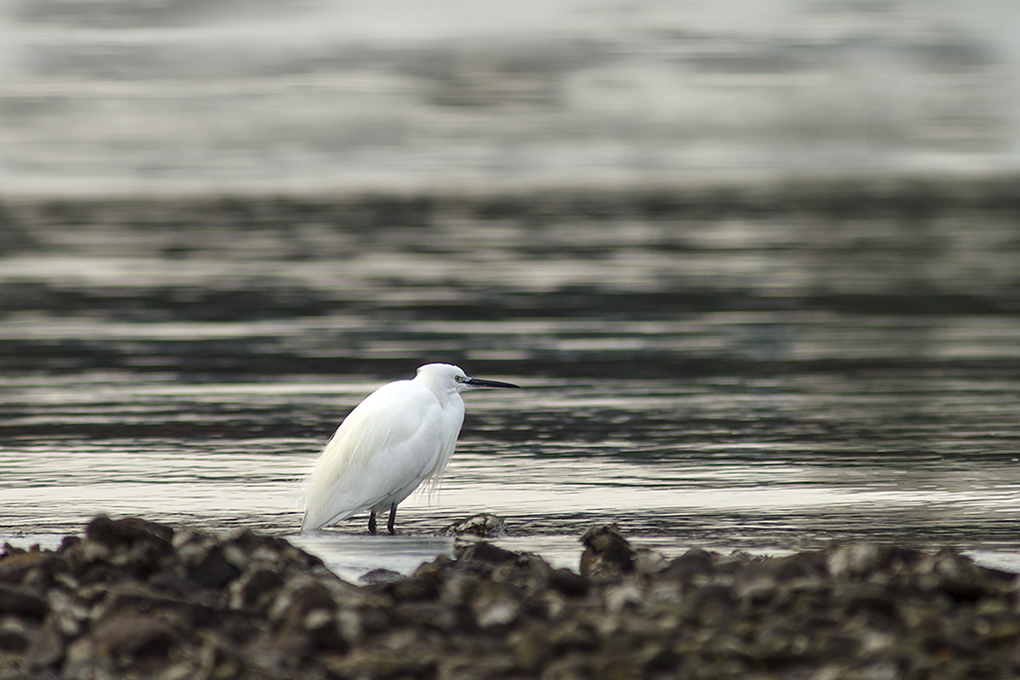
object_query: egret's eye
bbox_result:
[455,375,464,383]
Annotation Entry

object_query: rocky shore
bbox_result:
[2,516,1019,679]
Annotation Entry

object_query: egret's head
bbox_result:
[415,363,519,394]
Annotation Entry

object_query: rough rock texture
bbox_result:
[441,513,508,539]
[2,515,1020,679]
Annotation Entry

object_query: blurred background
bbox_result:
[2,0,1020,571]
[1,0,1019,194]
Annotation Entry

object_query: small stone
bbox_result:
[662,547,717,581]
[824,542,923,580]
[48,589,88,636]
[510,625,554,672]
[25,617,65,669]
[548,619,599,652]
[85,514,174,551]
[359,568,404,585]
[455,541,518,565]
[634,548,667,574]
[683,583,736,625]
[442,513,509,538]
[91,613,180,661]
[0,583,48,619]
[188,546,242,590]
[0,616,33,651]
[329,649,435,679]
[0,548,55,585]
[471,581,522,628]
[604,577,645,614]
[226,567,284,610]
[195,632,247,680]
[268,582,330,626]
[438,653,515,680]
[389,570,442,602]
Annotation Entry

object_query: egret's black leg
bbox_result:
[387,503,397,535]
[368,511,377,535]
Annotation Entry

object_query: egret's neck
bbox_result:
[415,376,463,407]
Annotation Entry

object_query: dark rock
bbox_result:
[47,590,88,637]
[78,516,175,583]
[267,577,337,629]
[0,547,56,586]
[548,619,599,652]
[662,547,717,581]
[194,631,247,680]
[0,543,27,560]
[454,540,518,565]
[833,582,902,623]
[491,554,552,595]
[470,581,522,628]
[57,535,81,553]
[633,547,667,574]
[683,583,736,624]
[25,616,64,668]
[0,583,48,619]
[0,616,34,651]
[245,627,314,674]
[510,625,554,673]
[387,576,440,604]
[227,566,285,610]
[824,542,924,580]
[5,514,1020,680]
[327,648,436,679]
[85,514,174,551]
[91,582,219,633]
[391,600,462,633]
[438,653,515,680]
[188,546,243,590]
[387,561,445,602]
[547,567,589,598]
[733,552,828,602]
[91,613,181,661]
[579,524,635,579]
[926,547,1001,602]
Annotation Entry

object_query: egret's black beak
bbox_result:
[465,377,520,389]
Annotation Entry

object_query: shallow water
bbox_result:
[2,193,1019,579]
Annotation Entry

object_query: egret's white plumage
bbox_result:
[301,363,518,533]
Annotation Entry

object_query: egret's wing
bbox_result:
[302,381,452,530]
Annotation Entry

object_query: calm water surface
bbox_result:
[1,192,1019,579]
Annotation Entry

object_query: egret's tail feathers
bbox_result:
[300,512,321,533]
[302,502,363,533]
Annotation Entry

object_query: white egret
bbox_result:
[301,363,519,534]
